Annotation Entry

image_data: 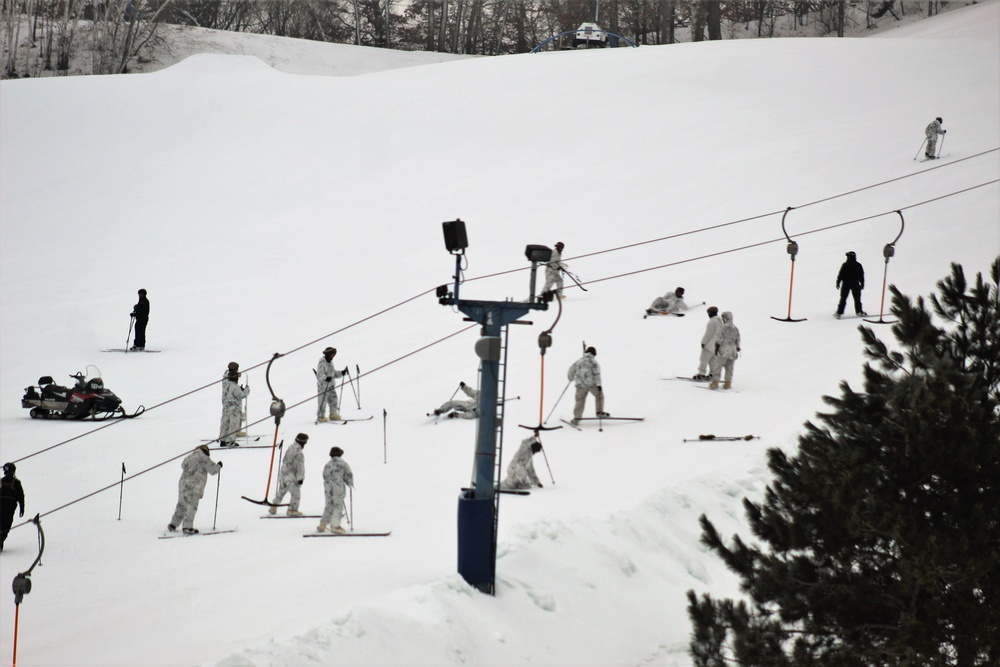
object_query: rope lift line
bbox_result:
[7,178,997,529]
[575,179,999,289]
[8,322,482,533]
[9,171,999,466]
[459,147,1000,280]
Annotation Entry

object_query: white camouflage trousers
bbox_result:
[573,385,604,420]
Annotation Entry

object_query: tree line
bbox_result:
[3,1,961,78]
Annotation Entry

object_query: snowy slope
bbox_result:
[0,2,998,665]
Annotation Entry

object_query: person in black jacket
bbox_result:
[130,288,149,351]
[835,252,866,319]
[1,462,26,552]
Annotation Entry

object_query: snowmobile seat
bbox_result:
[40,378,71,400]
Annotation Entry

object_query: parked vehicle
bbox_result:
[22,365,143,420]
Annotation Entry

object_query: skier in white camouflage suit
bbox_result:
[694,306,721,381]
[541,242,566,299]
[500,434,544,490]
[924,116,946,159]
[646,287,688,315]
[269,433,308,515]
[568,346,607,425]
[318,446,354,534]
[709,312,741,391]
[433,381,479,419]
[219,366,250,447]
[168,445,221,535]
[316,347,348,422]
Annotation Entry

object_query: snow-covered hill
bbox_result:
[1,2,997,665]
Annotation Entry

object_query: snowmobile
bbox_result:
[21,365,144,420]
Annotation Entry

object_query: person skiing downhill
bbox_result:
[835,251,866,319]
[647,287,688,315]
[130,289,149,351]
[708,312,741,390]
[219,366,250,447]
[925,117,946,159]
[568,346,607,425]
[1,462,26,552]
[433,381,479,419]
[542,242,567,299]
[269,433,308,515]
[500,435,544,490]
[168,445,221,535]
[694,306,722,381]
[318,447,354,534]
[316,347,348,422]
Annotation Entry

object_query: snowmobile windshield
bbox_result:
[84,365,105,386]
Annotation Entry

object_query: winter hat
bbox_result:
[227,362,240,372]
[675,287,685,296]
[707,306,719,317]
[586,346,597,356]
[936,117,943,123]
[846,251,857,259]
[138,289,147,296]
[530,442,543,454]
[295,433,309,445]
[323,347,337,357]
[555,242,565,250]
[197,445,211,456]
[330,446,344,457]
[2,462,14,476]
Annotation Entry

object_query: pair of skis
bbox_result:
[315,415,374,425]
[559,415,645,431]
[260,515,390,537]
[682,434,759,442]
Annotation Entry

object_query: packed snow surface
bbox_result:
[1,2,998,665]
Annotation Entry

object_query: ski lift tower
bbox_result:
[437,219,551,595]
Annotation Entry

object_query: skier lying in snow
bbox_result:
[646,287,688,315]
[433,382,479,419]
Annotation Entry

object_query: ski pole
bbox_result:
[356,365,361,407]
[125,315,135,353]
[213,465,222,531]
[540,446,555,485]
[544,380,572,424]
[913,137,927,160]
[346,371,361,410]
[117,462,126,520]
[383,408,387,464]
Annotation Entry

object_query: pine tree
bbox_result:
[688,257,1000,667]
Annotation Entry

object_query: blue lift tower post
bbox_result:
[437,219,552,595]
